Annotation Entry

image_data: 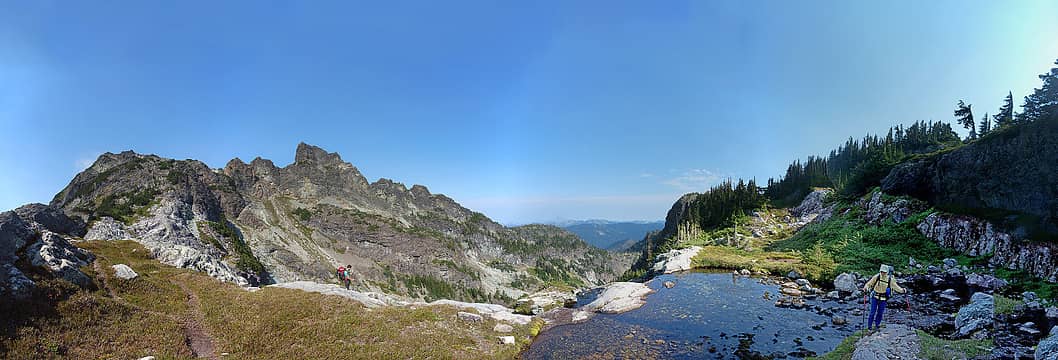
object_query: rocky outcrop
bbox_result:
[791,188,833,222]
[918,212,1058,281]
[268,281,390,308]
[430,299,533,325]
[1038,326,1058,360]
[1,205,97,300]
[851,324,920,360]
[881,118,1058,233]
[85,217,131,240]
[955,292,994,338]
[584,282,654,314]
[859,191,926,225]
[651,246,701,274]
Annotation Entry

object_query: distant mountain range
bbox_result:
[557,220,664,252]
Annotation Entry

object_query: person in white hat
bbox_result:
[862,264,906,330]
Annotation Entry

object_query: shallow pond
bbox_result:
[523,271,856,359]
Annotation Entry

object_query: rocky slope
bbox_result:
[882,116,1058,236]
[44,143,630,303]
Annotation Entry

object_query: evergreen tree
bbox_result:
[1017,58,1058,123]
[954,100,975,139]
[978,112,991,136]
[993,91,1014,127]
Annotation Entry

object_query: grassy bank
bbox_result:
[1,240,535,359]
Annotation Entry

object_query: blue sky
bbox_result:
[2,1,1057,224]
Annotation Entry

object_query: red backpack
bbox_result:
[337,267,346,280]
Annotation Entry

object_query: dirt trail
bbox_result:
[91,260,219,359]
[174,279,219,360]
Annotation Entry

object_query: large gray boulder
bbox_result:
[584,281,655,314]
[111,264,138,280]
[851,324,920,360]
[1038,326,1058,360]
[24,231,95,287]
[955,292,994,338]
[966,273,1008,291]
[834,273,858,294]
[791,188,833,222]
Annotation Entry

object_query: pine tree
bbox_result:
[994,91,1014,127]
[954,100,975,139]
[978,112,991,136]
[1017,58,1058,123]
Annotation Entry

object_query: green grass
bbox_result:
[994,295,1021,315]
[1,240,535,359]
[291,207,312,222]
[916,330,992,359]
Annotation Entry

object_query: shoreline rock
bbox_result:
[584,282,655,314]
[651,246,702,274]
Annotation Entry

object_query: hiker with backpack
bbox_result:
[862,264,906,331]
[337,265,354,290]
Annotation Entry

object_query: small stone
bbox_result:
[138,357,156,360]
[832,316,847,325]
[740,269,751,276]
[663,281,675,289]
[498,336,515,345]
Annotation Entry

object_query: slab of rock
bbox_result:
[457,311,484,323]
[955,292,994,337]
[939,289,961,302]
[25,231,95,287]
[834,273,858,294]
[429,299,532,325]
[584,282,654,314]
[851,324,920,360]
[111,264,139,280]
[268,281,387,308]
[651,246,702,274]
[781,287,803,297]
[571,310,590,322]
[1038,326,1058,360]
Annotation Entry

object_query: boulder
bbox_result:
[498,336,515,345]
[111,264,138,280]
[584,282,654,314]
[966,273,1008,291]
[84,217,132,241]
[832,316,847,325]
[943,258,957,269]
[457,311,484,323]
[493,323,513,333]
[0,263,35,300]
[780,287,803,297]
[795,279,811,287]
[955,292,994,338]
[791,189,833,221]
[787,270,802,280]
[1038,326,1058,360]
[24,231,95,287]
[571,310,590,322]
[662,281,675,289]
[851,324,920,360]
[834,273,858,294]
[739,269,751,276]
[651,246,702,274]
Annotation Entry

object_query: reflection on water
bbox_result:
[523,271,854,359]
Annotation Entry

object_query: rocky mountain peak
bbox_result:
[295,142,344,166]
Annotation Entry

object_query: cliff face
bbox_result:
[44,143,629,303]
[917,212,1058,282]
[882,117,1058,235]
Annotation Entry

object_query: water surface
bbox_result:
[524,271,855,359]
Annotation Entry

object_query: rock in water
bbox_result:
[584,282,654,314]
[955,292,994,337]
[1037,326,1058,360]
[111,264,139,280]
[457,311,484,323]
[663,281,675,289]
[833,273,858,294]
[851,324,920,360]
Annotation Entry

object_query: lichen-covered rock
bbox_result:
[152,244,248,286]
[833,273,859,294]
[918,213,1058,281]
[955,292,994,338]
[24,231,95,287]
[85,217,132,240]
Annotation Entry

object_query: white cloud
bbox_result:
[662,169,728,192]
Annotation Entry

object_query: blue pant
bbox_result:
[868,296,887,329]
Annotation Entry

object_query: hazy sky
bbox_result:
[2,1,1057,224]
